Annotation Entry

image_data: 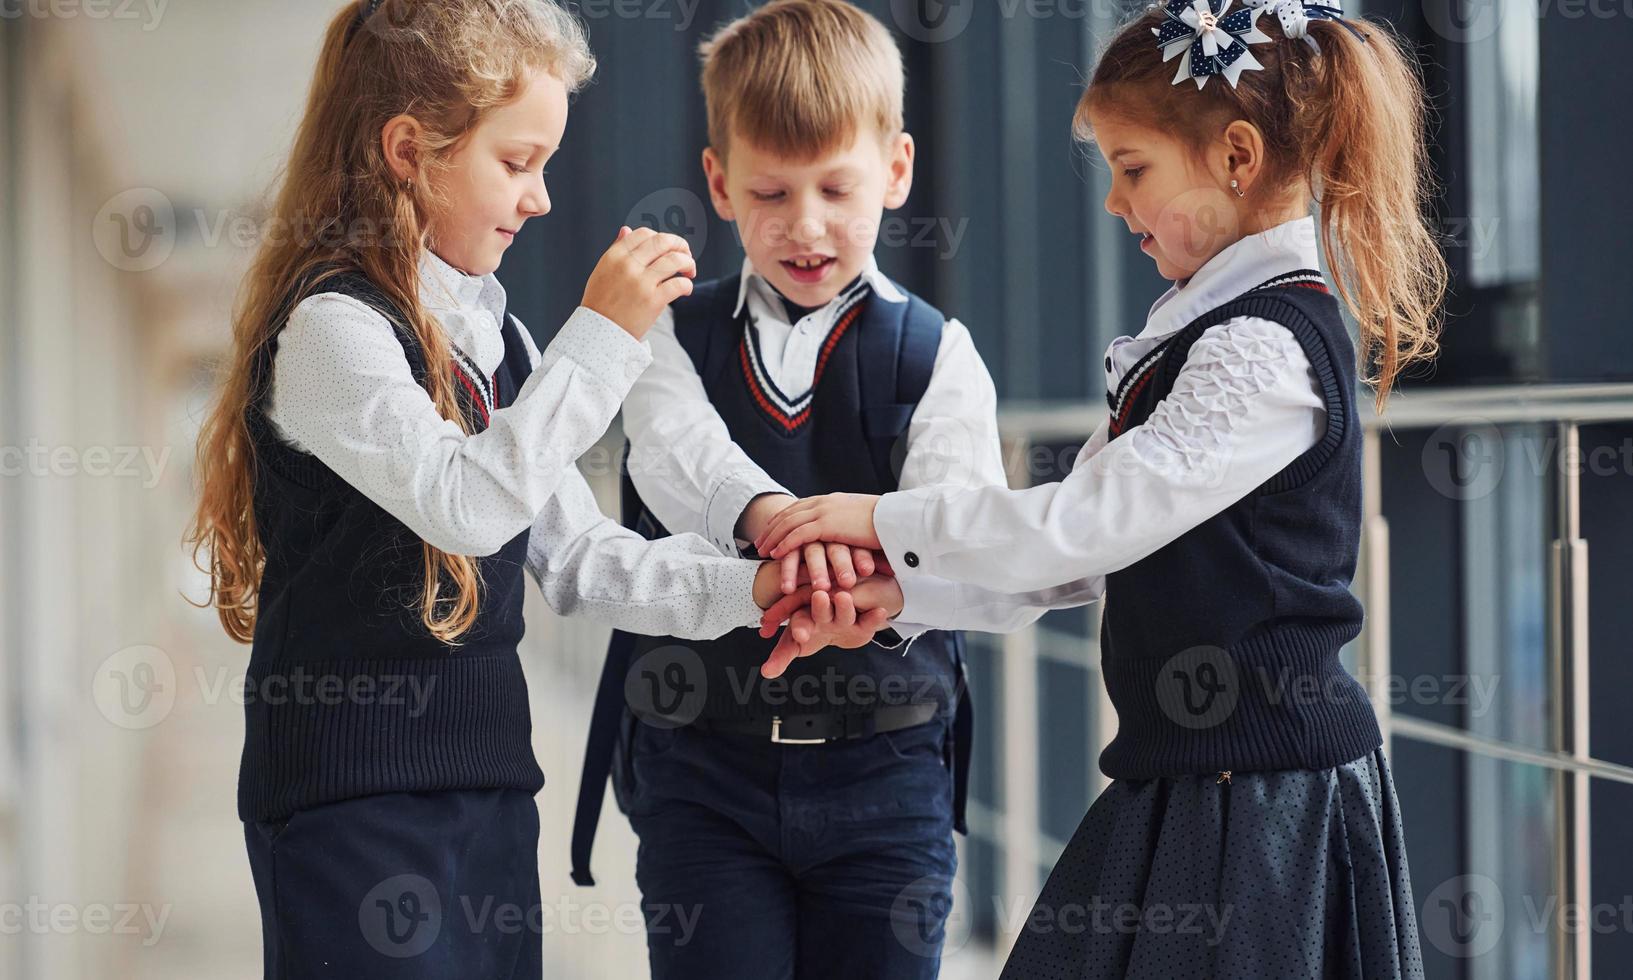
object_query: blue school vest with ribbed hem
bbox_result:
[569,274,973,886]
[238,269,544,823]
[1097,270,1382,780]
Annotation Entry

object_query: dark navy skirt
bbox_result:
[999,748,1422,979]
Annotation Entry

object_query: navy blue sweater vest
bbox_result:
[238,270,544,822]
[1097,271,1382,780]
[569,275,973,886]
[620,277,965,723]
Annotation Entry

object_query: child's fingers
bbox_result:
[803,543,830,591]
[761,630,801,679]
[768,522,825,559]
[655,275,695,307]
[832,590,856,628]
[810,589,833,626]
[859,608,890,631]
[852,547,875,579]
[610,225,654,257]
[628,230,691,268]
[754,499,818,553]
[760,584,813,635]
[780,552,801,595]
[791,608,814,645]
[827,543,855,589]
[646,249,698,284]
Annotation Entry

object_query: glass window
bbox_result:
[1393,739,1556,979]
[1459,425,1550,751]
[1463,3,1540,287]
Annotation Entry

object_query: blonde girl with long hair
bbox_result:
[186,1,796,974]
[754,1,1446,975]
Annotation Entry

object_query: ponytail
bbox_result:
[1080,6,1447,412]
[1301,19,1445,410]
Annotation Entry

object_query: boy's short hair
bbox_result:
[699,0,905,162]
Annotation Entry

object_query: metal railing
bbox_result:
[977,382,1633,978]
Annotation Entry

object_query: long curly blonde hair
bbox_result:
[186,0,594,645]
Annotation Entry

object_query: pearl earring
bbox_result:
[1230,179,1245,199]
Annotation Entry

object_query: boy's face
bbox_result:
[427,68,566,277]
[1088,109,1242,282]
[703,127,914,309]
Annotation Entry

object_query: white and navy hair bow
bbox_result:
[1154,0,1354,90]
[1153,0,1274,89]
[1247,0,1356,52]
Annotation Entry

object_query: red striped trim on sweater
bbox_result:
[451,360,491,427]
[738,299,867,433]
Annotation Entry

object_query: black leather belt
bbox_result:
[684,701,941,744]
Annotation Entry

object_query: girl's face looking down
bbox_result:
[1089,110,1247,283]
[385,68,569,277]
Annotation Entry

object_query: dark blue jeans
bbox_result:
[244,788,542,979]
[615,710,959,980]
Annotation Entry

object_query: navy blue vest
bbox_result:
[1097,271,1382,780]
[238,270,544,822]
[570,275,972,885]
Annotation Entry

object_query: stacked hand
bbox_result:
[743,493,893,679]
[581,226,697,341]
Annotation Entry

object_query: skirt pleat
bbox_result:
[998,748,1423,980]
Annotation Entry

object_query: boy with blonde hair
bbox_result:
[572,3,1019,976]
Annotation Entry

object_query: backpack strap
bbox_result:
[855,289,945,488]
[570,280,736,886]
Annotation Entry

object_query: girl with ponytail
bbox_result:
[754,2,1446,975]
[186,2,793,974]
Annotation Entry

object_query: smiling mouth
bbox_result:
[781,255,837,282]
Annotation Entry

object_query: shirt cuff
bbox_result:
[547,306,654,395]
[874,488,935,583]
[706,475,792,557]
[717,559,771,630]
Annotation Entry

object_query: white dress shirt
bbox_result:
[880,215,1331,634]
[620,254,1010,557]
[262,250,765,640]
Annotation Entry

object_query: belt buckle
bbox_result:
[770,716,827,745]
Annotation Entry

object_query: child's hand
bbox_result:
[740,493,880,594]
[752,557,803,611]
[756,575,904,679]
[753,493,883,560]
[581,226,697,341]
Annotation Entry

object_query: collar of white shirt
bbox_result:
[1137,214,1321,344]
[418,249,510,377]
[731,253,908,322]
